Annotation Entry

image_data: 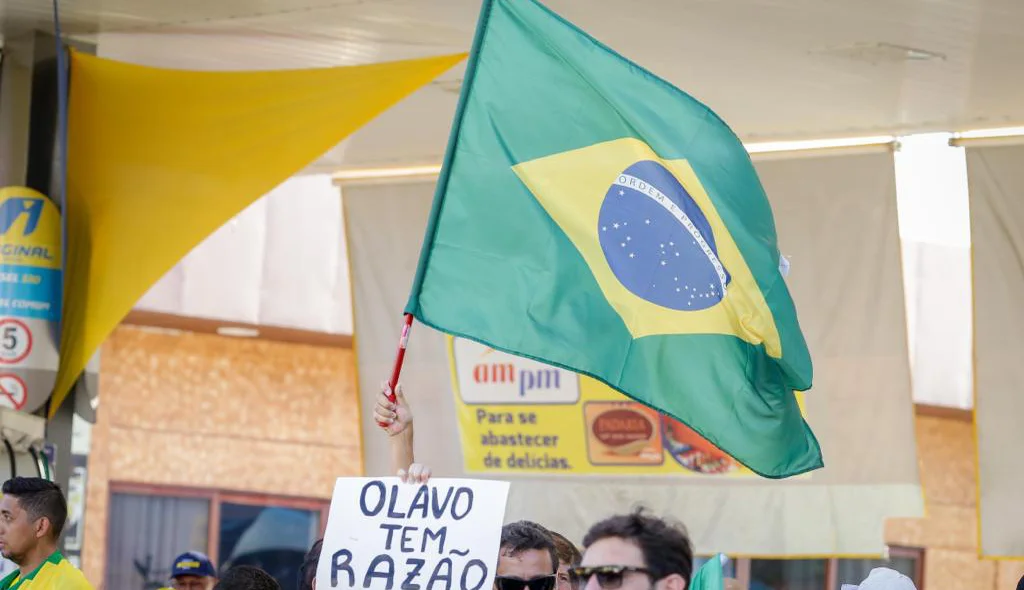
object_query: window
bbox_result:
[749,559,827,590]
[218,502,322,586]
[106,493,210,590]
[831,548,924,590]
[701,550,924,590]
[107,483,329,590]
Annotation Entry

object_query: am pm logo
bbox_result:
[471,349,561,396]
[451,337,580,405]
[0,188,61,270]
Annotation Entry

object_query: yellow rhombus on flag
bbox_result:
[52,50,465,416]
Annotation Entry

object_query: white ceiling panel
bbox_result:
[136,175,352,334]
[180,194,268,324]
[260,175,351,334]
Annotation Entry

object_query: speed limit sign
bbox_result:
[0,318,32,365]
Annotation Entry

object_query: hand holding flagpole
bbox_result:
[378,313,414,428]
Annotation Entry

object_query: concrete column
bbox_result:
[0,34,35,187]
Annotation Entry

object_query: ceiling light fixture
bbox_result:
[954,126,1024,140]
[744,135,895,154]
[332,164,443,183]
[216,326,260,338]
[331,135,896,182]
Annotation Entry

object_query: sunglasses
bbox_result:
[568,566,651,589]
[495,575,557,590]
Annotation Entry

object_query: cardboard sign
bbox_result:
[317,477,510,590]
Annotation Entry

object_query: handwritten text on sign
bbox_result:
[317,478,510,590]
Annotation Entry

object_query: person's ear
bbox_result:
[657,573,687,590]
[33,517,51,540]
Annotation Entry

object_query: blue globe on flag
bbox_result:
[597,160,731,311]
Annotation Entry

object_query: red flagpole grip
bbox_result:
[378,313,414,427]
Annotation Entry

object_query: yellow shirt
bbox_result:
[0,553,92,590]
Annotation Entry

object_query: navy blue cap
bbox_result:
[171,551,217,579]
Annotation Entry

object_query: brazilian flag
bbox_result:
[406,0,822,478]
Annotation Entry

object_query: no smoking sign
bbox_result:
[0,318,32,365]
[0,374,26,410]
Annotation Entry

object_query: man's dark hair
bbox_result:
[545,529,581,567]
[1,478,67,539]
[500,521,558,575]
[298,539,323,590]
[215,566,281,590]
[582,508,693,585]
[1017,573,1024,590]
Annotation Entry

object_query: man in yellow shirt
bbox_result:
[0,477,92,589]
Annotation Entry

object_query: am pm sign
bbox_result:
[450,337,579,405]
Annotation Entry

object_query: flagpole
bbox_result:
[378,313,414,427]
[385,0,491,427]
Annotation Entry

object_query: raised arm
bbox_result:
[374,382,431,483]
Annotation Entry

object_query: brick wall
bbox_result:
[886,415,1024,590]
[80,326,362,585]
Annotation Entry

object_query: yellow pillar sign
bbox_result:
[0,186,62,413]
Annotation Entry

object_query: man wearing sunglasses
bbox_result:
[494,521,559,590]
[572,510,692,590]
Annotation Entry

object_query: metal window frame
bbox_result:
[108,481,331,567]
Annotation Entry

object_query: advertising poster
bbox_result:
[449,336,806,477]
